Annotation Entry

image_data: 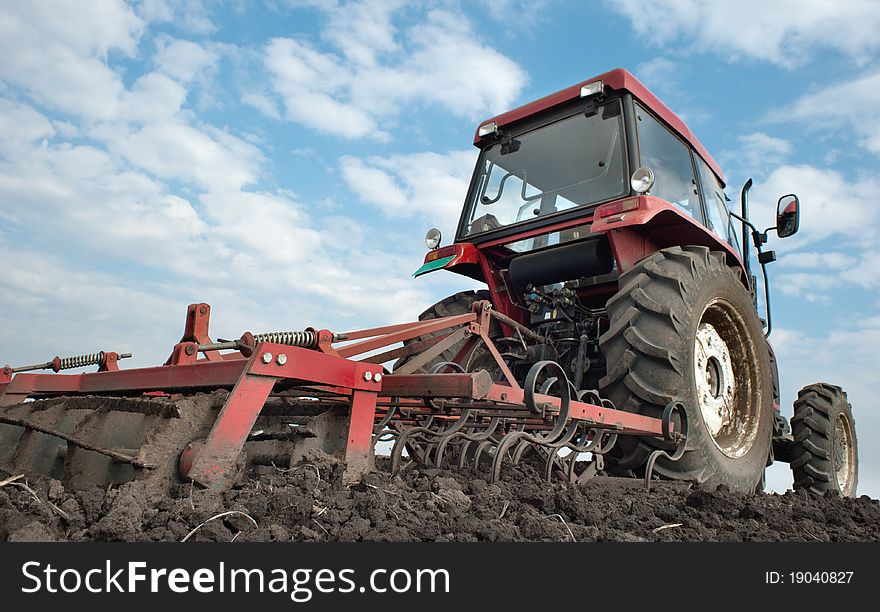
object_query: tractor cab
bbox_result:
[416,69,743,300]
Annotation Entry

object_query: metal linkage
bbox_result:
[7,351,132,374]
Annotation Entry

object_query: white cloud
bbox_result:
[730,132,792,174]
[137,0,217,35]
[635,57,679,92]
[607,0,880,67]
[771,70,880,156]
[261,3,527,139]
[340,150,477,238]
[781,251,857,271]
[93,120,263,192]
[840,251,880,289]
[0,1,142,120]
[152,36,220,84]
[746,164,879,248]
[477,0,548,26]
[265,37,383,139]
[242,92,282,120]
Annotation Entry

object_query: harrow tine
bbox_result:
[567,450,579,482]
[458,440,474,471]
[645,401,689,491]
[490,430,524,483]
[473,439,496,472]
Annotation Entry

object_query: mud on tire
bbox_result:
[599,245,773,493]
[791,383,858,497]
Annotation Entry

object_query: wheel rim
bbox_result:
[834,413,856,496]
[693,299,761,458]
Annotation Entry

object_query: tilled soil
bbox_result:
[1,451,878,542]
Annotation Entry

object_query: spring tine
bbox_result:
[374,403,398,432]
[473,440,495,472]
[567,451,578,482]
[390,426,429,473]
[458,440,474,471]
[434,432,458,468]
[511,438,532,465]
[544,446,563,480]
[491,431,525,483]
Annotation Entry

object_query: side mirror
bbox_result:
[776,194,800,238]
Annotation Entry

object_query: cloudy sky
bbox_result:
[1,0,878,496]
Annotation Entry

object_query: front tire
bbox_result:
[790,383,858,497]
[599,246,773,493]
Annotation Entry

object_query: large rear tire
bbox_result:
[790,383,858,497]
[599,246,773,493]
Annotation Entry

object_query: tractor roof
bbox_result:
[473,68,725,185]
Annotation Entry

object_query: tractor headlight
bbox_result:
[425,228,442,250]
[630,166,655,194]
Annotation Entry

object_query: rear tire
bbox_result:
[790,383,858,497]
[599,246,773,493]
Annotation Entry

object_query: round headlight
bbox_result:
[425,227,442,250]
[630,166,655,194]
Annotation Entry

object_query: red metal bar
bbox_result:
[483,384,666,436]
[337,314,475,342]
[473,301,519,388]
[184,370,277,489]
[343,390,379,484]
[166,303,221,364]
[0,359,250,406]
[248,343,382,391]
[380,371,493,399]
[336,313,476,358]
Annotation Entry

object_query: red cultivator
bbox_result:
[0,301,684,492]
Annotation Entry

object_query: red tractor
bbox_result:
[408,68,858,496]
[0,69,858,498]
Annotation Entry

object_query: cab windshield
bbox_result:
[460,99,627,238]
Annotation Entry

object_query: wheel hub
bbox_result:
[834,413,856,496]
[694,322,736,440]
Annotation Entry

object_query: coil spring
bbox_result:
[58,351,104,370]
[253,330,317,348]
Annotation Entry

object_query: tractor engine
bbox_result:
[504,283,608,392]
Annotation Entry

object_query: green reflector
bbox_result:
[413,255,456,277]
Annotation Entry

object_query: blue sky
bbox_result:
[1,0,878,496]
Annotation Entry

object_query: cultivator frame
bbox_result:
[0,302,684,491]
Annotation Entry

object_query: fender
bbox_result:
[592,195,748,285]
[413,242,484,281]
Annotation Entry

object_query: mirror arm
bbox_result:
[728,209,758,234]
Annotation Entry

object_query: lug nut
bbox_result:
[262,352,273,364]
[374,373,382,383]
[363,371,373,381]
[276,354,287,365]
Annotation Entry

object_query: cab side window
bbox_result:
[695,158,732,243]
[634,103,702,223]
